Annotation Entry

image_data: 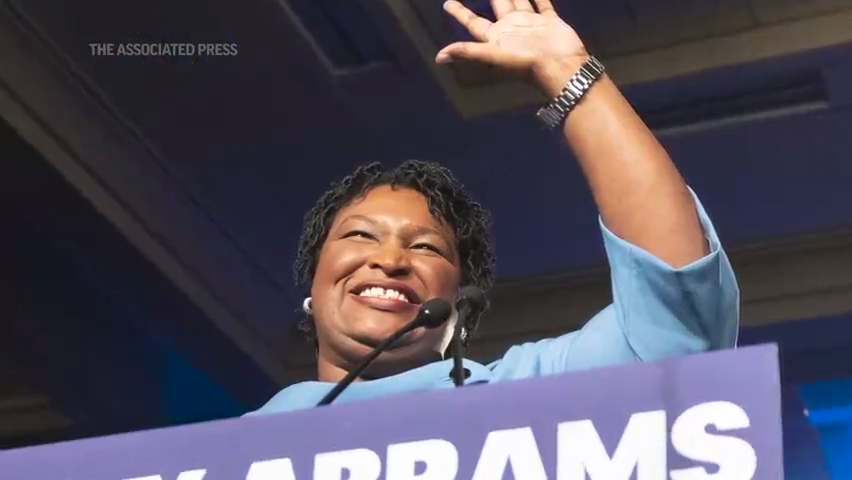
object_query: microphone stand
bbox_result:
[450,286,484,387]
[450,322,465,387]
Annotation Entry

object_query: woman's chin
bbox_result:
[365,344,442,378]
[332,330,442,379]
[349,327,421,350]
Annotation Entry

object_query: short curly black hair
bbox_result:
[294,160,495,346]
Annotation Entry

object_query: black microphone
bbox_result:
[316,297,452,407]
[451,286,485,387]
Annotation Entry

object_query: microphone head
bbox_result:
[416,298,452,329]
[457,285,485,310]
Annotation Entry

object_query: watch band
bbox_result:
[535,56,606,130]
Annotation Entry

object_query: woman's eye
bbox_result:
[412,243,441,254]
[343,230,375,240]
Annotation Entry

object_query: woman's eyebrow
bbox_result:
[339,214,378,226]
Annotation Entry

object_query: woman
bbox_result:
[250,0,739,414]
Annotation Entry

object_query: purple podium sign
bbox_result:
[0,345,783,479]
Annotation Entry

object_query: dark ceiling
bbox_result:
[13,0,851,287]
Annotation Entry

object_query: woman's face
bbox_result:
[310,185,461,377]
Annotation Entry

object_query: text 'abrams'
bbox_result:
[126,401,758,480]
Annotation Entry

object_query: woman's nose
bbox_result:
[368,244,412,276]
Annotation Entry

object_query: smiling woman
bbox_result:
[246,0,739,415]
[298,163,493,380]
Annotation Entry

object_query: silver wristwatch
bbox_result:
[535,56,606,130]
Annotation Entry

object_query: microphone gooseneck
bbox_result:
[316,297,452,407]
[451,286,485,387]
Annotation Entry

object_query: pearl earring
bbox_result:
[302,297,313,314]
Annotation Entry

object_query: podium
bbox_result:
[0,345,783,479]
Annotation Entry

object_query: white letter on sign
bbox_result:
[386,439,458,479]
[246,458,297,480]
[670,401,757,480]
[557,410,667,480]
[313,448,381,480]
[472,427,547,480]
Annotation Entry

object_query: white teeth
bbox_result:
[358,287,409,303]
